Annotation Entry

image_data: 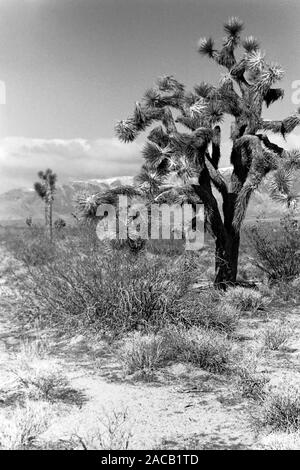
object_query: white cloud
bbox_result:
[267,132,300,149]
[1,132,299,194]
[0,137,141,193]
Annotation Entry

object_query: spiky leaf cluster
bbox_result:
[34,169,57,201]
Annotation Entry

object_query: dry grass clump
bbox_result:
[119,325,235,376]
[269,279,300,304]
[0,401,52,450]
[261,321,293,351]
[162,326,234,374]
[246,215,300,282]
[233,350,269,400]
[16,362,69,402]
[3,226,57,266]
[223,286,267,313]
[10,358,84,406]
[256,383,300,432]
[119,333,166,377]
[176,290,240,334]
[75,408,133,450]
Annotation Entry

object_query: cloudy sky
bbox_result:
[0,0,300,192]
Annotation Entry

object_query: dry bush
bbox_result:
[247,215,300,282]
[176,290,239,333]
[10,227,231,336]
[11,230,189,333]
[261,322,293,351]
[3,226,57,266]
[75,408,132,450]
[119,332,166,377]
[10,358,84,406]
[256,383,300,432]
[223,286,267,313]
[233,350,269,400]
[162,325,234,374]
[269,279,300,304]
[119,325,235,376]
[0,401,52,450]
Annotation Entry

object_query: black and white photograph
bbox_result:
[0,0,300,453]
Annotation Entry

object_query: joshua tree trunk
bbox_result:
[213,188,240,288]
[48,199,53,242]
[44,203,49,228]
[214,234,240,289]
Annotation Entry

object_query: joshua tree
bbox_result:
[34,169,57,240]
[112,17,300,289]
[25,217,32,228]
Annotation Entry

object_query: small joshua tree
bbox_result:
[25,217,32,228]
[34,169,57,241]
[114,17,300,289]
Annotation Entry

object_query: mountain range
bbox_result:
[0,169,297,226]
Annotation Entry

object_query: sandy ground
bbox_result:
[0,312,255,449]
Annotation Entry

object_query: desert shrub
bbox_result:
[233,350,269,400]
[262,322,293,351]
[75,408,132,450]
[11,228,216,334]
[12,238,175,331]
[247,215,300,282]
[257,384,300,432]
[269,279,300,304]
[119,332,166,376]
[162,326,234,373]
[119,326,234,376]
[3,226,56,266]
[176,290,239,333]
[10,359,83,405]
[116,275,172,331]
[223,286,266,313]
[0,401,52,450]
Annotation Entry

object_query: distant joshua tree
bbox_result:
[34,169,57,241]
[112,17,300,289]
[25,217,32,228]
